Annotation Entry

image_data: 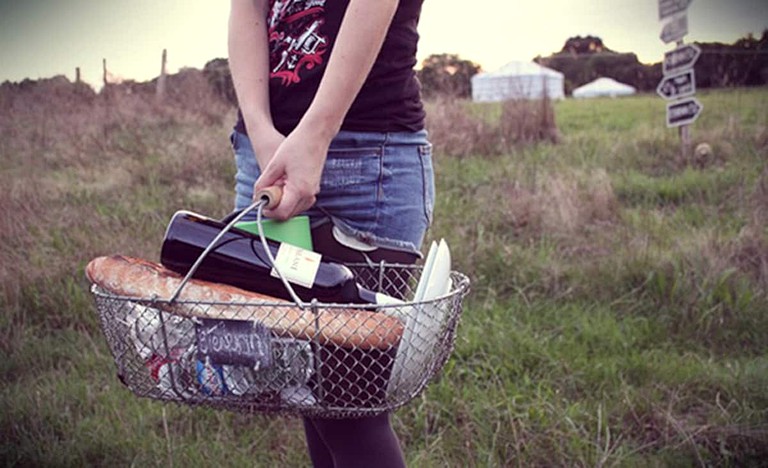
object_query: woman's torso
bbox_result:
[236,0,425,135]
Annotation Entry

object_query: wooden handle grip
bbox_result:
[254,186,282,210]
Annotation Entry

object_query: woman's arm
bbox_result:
[228,0,285,168]
[299,0,400,141]
[255,0,400,220]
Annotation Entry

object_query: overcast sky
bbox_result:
[1,0,766,88]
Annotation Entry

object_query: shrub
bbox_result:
[426,97,558,157]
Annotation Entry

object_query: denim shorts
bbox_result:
[232,129,435,255]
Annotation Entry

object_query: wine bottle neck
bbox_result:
[355,285,377,304]
[356,285,403,306]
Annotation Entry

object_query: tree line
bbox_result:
[417,31,768,98]
[7,32,764,104]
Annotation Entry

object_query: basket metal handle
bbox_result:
[166,187,308,308]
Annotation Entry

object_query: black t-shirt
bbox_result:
[235,0,425,136]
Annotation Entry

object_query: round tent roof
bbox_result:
[572,77,636,98]
[471,61,565,102]
[481,61,564,78]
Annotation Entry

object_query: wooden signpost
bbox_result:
[658,0,701,158]
[663,44,701,75]
[660,14,688,44]
[658,0,693,20]
[657,69,696,100]
[666,97,703,127]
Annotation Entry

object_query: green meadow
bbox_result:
[1,84,766,466]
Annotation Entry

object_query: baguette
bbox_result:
[85,255,403,350]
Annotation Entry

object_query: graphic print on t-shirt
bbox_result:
[268,0,328,86]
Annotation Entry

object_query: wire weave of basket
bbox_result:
[91,263,469,418]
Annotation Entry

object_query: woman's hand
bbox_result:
[253,124,331,220]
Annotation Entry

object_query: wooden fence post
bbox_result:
[157,49,167,99]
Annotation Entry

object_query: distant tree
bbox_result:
[539,32,768,95]
[694,30,768,88]
[561,35,611,55]
[418,53,481,99]
[0,75,96,106]
[203,58,237,105]
[537,35,661,94]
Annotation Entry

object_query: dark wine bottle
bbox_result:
[159,211,384,305]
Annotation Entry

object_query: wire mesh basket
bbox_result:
[88,191,470,418]
[91,264,468,418]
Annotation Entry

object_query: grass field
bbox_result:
[1,83,767,467]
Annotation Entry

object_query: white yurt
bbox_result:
[572,77,636,98]
[471,61,565,102]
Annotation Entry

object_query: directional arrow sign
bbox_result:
[660,13,688,44]
[659,0,693,20]
[663,44,701,75]
[666,97,703,128]
[657,70,696,100]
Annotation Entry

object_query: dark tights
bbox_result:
[304,223,416,468]
[303,413,406,468]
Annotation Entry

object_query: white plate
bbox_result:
[421,239,451,302]
[387,239,452,399]
[412,241,438,302]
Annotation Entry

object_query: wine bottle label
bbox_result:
[270,243,322,289]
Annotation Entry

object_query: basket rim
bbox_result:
[89,264,470,417]
[89,269,470,309]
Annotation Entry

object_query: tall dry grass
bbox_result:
[425,96,558,157]
[2,79,767,466]
[427,91,767,349]
[0,75,235,326]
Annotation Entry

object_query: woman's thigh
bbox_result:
[232,129,435,254]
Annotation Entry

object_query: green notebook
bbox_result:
[236,215,313,250]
